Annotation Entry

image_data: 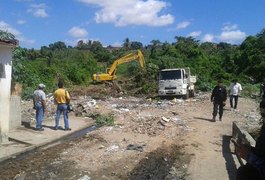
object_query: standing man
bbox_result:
[211,79,227,121]
[53,80,71,131]
[33,83,46,131]
[229,79,242,109]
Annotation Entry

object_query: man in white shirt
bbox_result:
[229,79,242,109]
[33,83,46,131]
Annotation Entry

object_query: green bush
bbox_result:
[196,81,213,92]
[22,86,35,100]
[95,114,115,127]
[240,83,260,98]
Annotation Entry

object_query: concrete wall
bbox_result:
[0,45,13,144]
[10,83,22,129]
[9,96,21,129]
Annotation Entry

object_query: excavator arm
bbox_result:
[93,50,145,81]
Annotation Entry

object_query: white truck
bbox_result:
[158,67,196,99]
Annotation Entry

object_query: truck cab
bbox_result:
[158,68,196,98]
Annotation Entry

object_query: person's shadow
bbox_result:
[42,125,54,130]
[222,135,237,180]
[42,125,64,130]
[194,116,215,122]
[22,122,61,131]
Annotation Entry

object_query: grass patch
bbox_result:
[95,114,115,127]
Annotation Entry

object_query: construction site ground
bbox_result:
[0,85,261,180]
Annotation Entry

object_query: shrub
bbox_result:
[22,86,35,100]
[95,114,115,127]
[240,83,260,98]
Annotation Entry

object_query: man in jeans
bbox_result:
[33,83,46,131]
[53,80,71,131]
[229,79,242,109]
[211,80,227,121]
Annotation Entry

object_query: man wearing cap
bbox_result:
[33,83,46,131]
[211,79,227,121]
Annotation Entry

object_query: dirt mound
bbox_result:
[128,144,189,180]
[70,83,123,99]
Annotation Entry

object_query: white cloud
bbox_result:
[111,41,122,47]
[17,20,26,25]
[202,23,246,44]
[218,23,246,43]
[202,34,214,42]
[0,21,22,36]
[68,26,88,38]
[176,21,190,30]
[27,3,48,18]
[78,0,174,26]
[19,37,35,45]
[222,23,238,31]
[188,31,201,37]
[219,30,246,42]
[0,21,35,46]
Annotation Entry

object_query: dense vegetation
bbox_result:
[11,29,265,99]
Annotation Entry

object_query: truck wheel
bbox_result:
[184,93,189,99]
[189,90,195,97]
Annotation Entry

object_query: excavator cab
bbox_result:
[92,50,145,82]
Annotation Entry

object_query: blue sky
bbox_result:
[0,0,265,49]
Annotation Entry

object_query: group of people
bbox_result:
[211,79,265,179]
[32,80,71,131]
[210,79,242,122]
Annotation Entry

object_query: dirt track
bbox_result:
[0,92,260,180]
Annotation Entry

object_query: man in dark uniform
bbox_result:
[210,79,227,121]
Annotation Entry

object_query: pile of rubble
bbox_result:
[21,94,195,137]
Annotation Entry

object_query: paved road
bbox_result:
[0,116,94,162]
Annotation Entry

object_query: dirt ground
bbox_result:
[0,86,261,180]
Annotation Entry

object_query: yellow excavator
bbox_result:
[92,50,145,81]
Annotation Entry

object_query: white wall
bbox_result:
[0,45,13,144]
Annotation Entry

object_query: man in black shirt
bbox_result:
[210,80,227,121]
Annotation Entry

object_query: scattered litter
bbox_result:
[120,108,130,112]
[162,116,170,122]
[171,111,179,115]
[86,99,97,107]
[105,127,114,132]
[172,117,182,124]
[77,175,91,180]
[146,98,152,102]
[126,144,145,152]
[112,104,117,108]
[106,145,119,152]
[13,171,26,180]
